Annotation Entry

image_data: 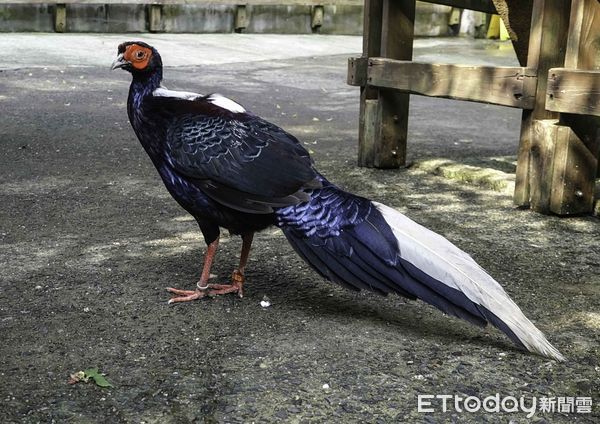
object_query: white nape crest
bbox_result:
[153,86,201,100]
[207,93,246,113]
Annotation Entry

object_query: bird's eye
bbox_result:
[135,50,146,60]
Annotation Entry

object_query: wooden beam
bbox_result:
[548,118,599,215]
[347,56,368,87]
[421,0,496,14]
[360,99,380,167]
[513,0,571,211]
[547,68,600,117]
[357,0,383,167]
[365,59,537,109]
[373,0,415,169]
[564,0,600,70]
[546,0,600,214]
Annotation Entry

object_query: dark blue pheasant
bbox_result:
[113,41,563,361]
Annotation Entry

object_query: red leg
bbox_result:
[205,232,253,298]
[166,238,219,303]
[166,232,255,303]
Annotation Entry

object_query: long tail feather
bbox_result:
[372,202,565,361]
[276,180,564,361]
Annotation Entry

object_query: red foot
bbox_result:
[166,270,245,304]
[166,287,208,303]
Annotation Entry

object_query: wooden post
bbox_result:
[373,0,415,168]
[549,117,599,214]
[54,3,66,33]
[357,0,414,168]
[357,0,383,167]
[235,5,248,32]
[148,4,162,33]
[311,5,324,31]
[513,0,571,211]
[548,0,600,214]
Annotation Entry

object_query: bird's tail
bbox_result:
[275,180,564,361]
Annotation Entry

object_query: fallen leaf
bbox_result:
[84,368,113,388]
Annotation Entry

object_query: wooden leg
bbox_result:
[357,0,414,168]
[370,0,414,169]
[547,0,600,214]
[514,0,571,210]
[550,115,600,215]
[357,0,383,167]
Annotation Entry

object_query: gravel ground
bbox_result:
[0,35,598,423]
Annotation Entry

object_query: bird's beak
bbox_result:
[111,53,128,70]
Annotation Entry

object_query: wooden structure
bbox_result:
[4,0,360,33]
[348,0,600,215]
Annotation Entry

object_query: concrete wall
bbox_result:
[162,5,235,33]
[0,4,54,32]
[66,4,146,32]
[0,2,453,36]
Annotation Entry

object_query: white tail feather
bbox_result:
[373,202,564,361]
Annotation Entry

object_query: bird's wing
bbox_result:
[144,92,321,213]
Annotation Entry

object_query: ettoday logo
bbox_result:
[417,394,593,418]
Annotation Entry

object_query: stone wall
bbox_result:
[0,1,453,35]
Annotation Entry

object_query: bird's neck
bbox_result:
[129,69,163,109]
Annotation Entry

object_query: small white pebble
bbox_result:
[83,307,90,313]
[35,285,42,290]
[260,300,271,308]
[322,383,330,390]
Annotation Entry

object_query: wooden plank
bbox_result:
[347,56,367,86]
[366,59,537,109]
[547,68,600,117]
[549,118,599,214]
[54,3,66,32]
[529,119,558,211]
[564,0,600,70]
[548,0,600,213]
[513,0,571,210]
[1,0,363,5]
[373,0,414,169]
[357,0,383,167]
[360,99,380,167]
[421,0,496,14]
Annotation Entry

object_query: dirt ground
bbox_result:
[0,35,598,423]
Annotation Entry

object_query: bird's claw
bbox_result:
[166,287,208,303]
[166,270,245,303]
[203,270,245,298]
